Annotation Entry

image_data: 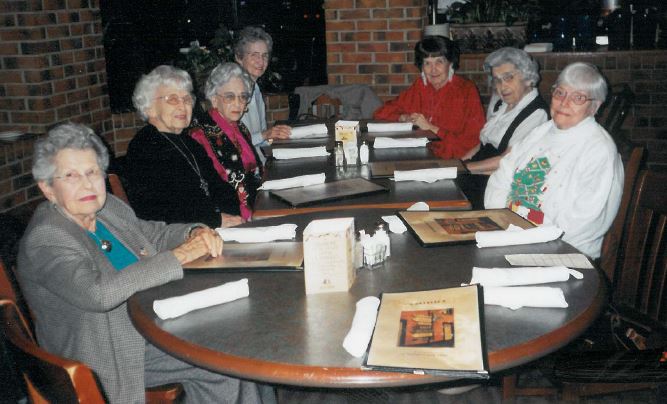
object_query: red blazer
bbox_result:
[373,75,485,159]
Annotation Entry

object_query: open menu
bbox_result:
[364,285,488,378]
[369,159,465,178]
[398,209,534,247]
[183,242,303,271]
[269,178,387,207]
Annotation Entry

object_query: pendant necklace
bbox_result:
[89,230,112,252]
[159,132,210,197]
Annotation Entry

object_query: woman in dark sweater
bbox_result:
[124,65,243,228]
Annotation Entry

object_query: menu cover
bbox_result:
[269,178,388,207]
[364,285,489,379]
[184,242,303,271]
[398,209,534,247]
[369,159,465,178]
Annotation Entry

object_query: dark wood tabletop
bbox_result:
[128,209,606,389]
[253,146,471,217]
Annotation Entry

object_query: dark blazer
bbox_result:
[124,124,240,227]
[17,195,192,403]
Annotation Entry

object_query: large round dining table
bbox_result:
[128,209,606,389]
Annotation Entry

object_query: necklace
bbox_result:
[88,230,112,252]
[159,132,210,197]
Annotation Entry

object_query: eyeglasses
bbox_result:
[491,70,520,86]
[155,94,195,106]
[551,87,594,106]
[53,167,105,184]
[216,92,251,104]
[246,51,270,62]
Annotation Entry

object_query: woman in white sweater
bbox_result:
[485,62,624,258]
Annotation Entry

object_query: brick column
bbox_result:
[323,0,428,101]
[0,0,112,139]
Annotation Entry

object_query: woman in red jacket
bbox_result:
[373,36,485,159]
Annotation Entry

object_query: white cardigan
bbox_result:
[485,117,624,258]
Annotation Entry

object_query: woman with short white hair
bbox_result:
[190,62,263,221]
[485,62,624,258]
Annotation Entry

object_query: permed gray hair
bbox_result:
[484,47,540,87]
[555,62,608,113]
[204,62,255,102]
[32,123,109,183]
[132,65,193,121]
[234,26,273,60]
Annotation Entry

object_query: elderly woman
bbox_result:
[234,26,291,159]
[16,123,274,403]
[124,65,242,228]
[485,62,624,258]
[373,36,485,159]
[190,63,263,221]
[459,47,549,208]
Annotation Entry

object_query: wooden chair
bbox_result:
[107,173,130,205]
[598,84,634,140]
[554,170,667,400]
[311,94,342,119]
[1,261,183,403]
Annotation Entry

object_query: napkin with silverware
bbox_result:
[470,266,583,287]
[289,124,329,139]
[258,173,326,190]
[483,286,568,310]
[216,224,297,243]
[373,137,429,149]
[342,296,381,357]
[475,224,563,248]
[366,122,413,133]
[393,167,457,183]
[272,146,329,160]
[153,278,249,320]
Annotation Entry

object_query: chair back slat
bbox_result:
[0,259,18,303]
[615,170,667,326]
[108,173,130,205]
[0,300,106,403]
[599,146,645,284]
[598,84,634,140]
[311,94,342,119]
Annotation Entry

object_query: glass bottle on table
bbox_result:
[334,141,345,166]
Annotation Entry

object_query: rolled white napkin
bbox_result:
[393,167,457,183]
[366,122,414,133]
[272,146,329,160]
[373,137,429,149]
[470,266,583,287]
[289,124,329,139]
[484,286,568,310]
[258,173,326,190]
[407,201,429,211]
[153,278,249,320]
[342,296,381,357]
[381,215,407,234]
[475,225,563,248]
[216,224,297,243]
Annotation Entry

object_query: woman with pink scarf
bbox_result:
[190,63,263,221]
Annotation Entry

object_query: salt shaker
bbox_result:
[374,222,391,257]
[359,140,369,165]
[334,141,345,166]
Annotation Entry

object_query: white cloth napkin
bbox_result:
[258,173,326,190]
[475,225,563,248]
[382,215,407,234]
[366,122,414,133]
[216,224,297,243]
[289,124,329,139]
[153,278,249,320]
[407,202,430,211]
[272,146,329,160]
[484,286,568,310]
[373,137,429,149]
[470,266,583,287]
[393,167,457,183]
[342,296,381,357]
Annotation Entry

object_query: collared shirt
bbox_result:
[241,84,268,161]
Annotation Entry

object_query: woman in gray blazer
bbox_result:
[17,123,275,403]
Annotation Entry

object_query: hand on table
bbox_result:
[408,113,438,133]
[221,213,245,228]
[263,125,291,141]
[172,226,223,265]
